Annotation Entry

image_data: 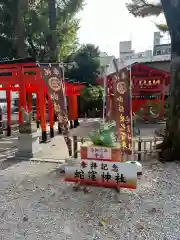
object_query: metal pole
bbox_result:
[102,66,107,123]
[129,64,134,156]
[61,63,67,108]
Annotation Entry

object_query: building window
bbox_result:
[156,50,161,55]
[125,56,131,60]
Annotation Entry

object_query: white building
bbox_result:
[119,40,152,61]
[99,52,116,75]
[119,32,171,62]
[153,32,171,56]
[98,32,171,76]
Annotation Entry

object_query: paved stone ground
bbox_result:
[0,126,69,163]
[138,123,165,138]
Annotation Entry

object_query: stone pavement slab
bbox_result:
[33,135,69,161]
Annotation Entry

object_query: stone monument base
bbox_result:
[15,132,41,158]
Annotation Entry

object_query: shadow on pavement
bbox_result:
[0,157,24,171]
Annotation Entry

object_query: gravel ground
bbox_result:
[0,160,180,239]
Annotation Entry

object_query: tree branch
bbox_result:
[27,37,37,57]
[126,0,163,17]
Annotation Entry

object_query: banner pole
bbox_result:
[129,64,134,157]
[102,65,107,124]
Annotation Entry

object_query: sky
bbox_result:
[77,0,167,57]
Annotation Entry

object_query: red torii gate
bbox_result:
[0,58,83,140]
[65,82,84,121]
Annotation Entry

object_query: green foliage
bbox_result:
[0,0,18,59]
[81,85,103,101]
[156,23,169,32]
[0,0,84,60]
[66,44,101,84]
[78,85,103,117]
[77,85,104,118]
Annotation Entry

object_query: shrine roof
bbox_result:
[96,62,170,85]
[117,59,137,71]
[108,62,169,78]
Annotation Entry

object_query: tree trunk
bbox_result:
[47,0,72,156]
[160,0,180,160]
[48,0,58,62]
[16,0,26,58]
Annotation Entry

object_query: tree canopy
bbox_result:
[126,0,168,32]
[66,44,101,85]
[0,0,84,60]
[81,85,103,101]
[0,1,102,93]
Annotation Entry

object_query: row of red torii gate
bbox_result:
[0,58,169,140]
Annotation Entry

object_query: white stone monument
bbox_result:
[15,108,41,158]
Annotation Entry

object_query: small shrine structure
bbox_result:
[97,62,170,121]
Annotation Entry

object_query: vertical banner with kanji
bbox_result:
[40,64,72,154]
[106,76,118,121]
[114,69,132,155]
